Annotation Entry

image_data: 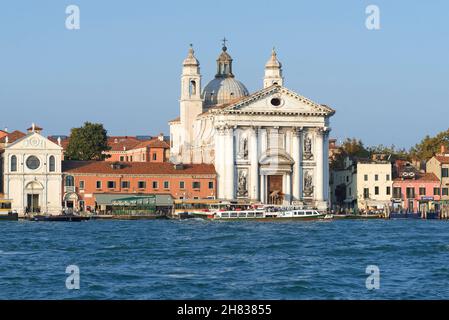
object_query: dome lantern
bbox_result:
[202,39,249,107]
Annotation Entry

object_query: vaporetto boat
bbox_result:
[213,209,326,220]
[172,199,328,221]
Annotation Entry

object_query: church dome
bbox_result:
[203,77,249,106]
[202,42,249,107]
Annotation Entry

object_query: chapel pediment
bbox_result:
[5,132,62,151]
[210,85,335,117]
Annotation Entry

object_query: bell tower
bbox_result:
[180,44,203,157]
[264,48,283,88]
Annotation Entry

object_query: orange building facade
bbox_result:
[105,134,170,163]
[62,161,216,212]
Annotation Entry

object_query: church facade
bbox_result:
[169,43,335,209]
[1,125,63,216]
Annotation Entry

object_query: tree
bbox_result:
[65,122,111,161]
[368,144,410,161]
[330,138,370,169]
[410,129,449,161]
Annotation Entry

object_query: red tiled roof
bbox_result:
[47,137,70,149]
[393,172,440,182]
[434,156,449,164]
[62,161,216,175]
[134,138,170,149]
[0,130,26,143]
[108,140,141,152]
[27,125,43,131]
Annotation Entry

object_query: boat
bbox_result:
[0,198,18,221]
[196,207,326,221]
[30,214,90,222]
[173,199,327,221]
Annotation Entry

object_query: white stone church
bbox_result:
[169,42,335,209]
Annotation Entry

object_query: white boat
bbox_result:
[212,208,325,220]
[275,209,326,220]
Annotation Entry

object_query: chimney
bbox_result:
[441,145,446,154]
[158,133,164,141]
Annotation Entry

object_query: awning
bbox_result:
[94,193,173,206]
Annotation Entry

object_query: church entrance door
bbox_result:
[267,175,283,205]
[27,194,40,213]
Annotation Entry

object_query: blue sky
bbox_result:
[1,0,448,148]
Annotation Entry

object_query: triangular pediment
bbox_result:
[6,132,63,150]
[210,85,335,116]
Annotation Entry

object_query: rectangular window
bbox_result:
[393,187,402,198]
[374,186,379,195]
[434,187,441,196]
[152,153,157,161]
[364,174,368,181]
[375,174,379,181]
[152,181,158,189]
[386,174,390,181]
[179,181,185,189]
[163,181,169,189]
[120,156,125,162]
[406,187,415,199]
[79,180,85,190]
[419,187,426,196]
[96,181,102,189]
[442,168,449,178]
[193,181,201,189]
[386,186,391,195]
[138,181,146,189]
[107,181,116,189]
[363,188,369,199]
[443,188,449,196]
[121,181,130,189]
[208,181,214,189]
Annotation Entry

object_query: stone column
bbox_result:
[285,173,292,204]
[292,127,302,201]
[260,128,268,154]
[323,128,331,203]
[224,126,235,200]
[250,127,259,200]
[315,128,324,204]
[214,126,225,199]
[260,174,266,204]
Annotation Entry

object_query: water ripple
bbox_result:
[1,219,449,299]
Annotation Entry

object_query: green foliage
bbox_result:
[330,138,370,169]
[65,122,111,161]
[367,144,410,161]
[410,129,449,161]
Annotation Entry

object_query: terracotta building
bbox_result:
[392,161,440,214]
[104,134,170,163]
[61,161,216,212]
[48,133,170,163]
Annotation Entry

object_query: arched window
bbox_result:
[10,155,17,172]
[65,175,74,187]
[49,156,56,172]
[189,80,197,96]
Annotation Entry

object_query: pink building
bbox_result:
[392,162,441,213]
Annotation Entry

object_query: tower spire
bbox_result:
[264,47,283,88]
